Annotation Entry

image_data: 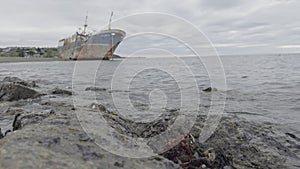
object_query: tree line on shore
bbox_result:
[0,47,60,58]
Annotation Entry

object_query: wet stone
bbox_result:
[202,87,218,92]
[0,83,40,101]
[91,103,107,112]
[114,161,124,167]
[78,132,94,142]
[0,128,3,139]
[99,103,294,169]
[51,88,72,95]
[1,76,37,88]
[76,144,105,161]
[285,132,300,142]
[0,79,297,169]
[13,112,51,131]
[85,86,107,91]
[37,137,61,147]
[0,86,180,169]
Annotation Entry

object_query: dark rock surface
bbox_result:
[85,86,107,91]
[0,107,55,136]
[0,128,3,139]
[97,105,300,169]
[2,76,37,87]
[0,103,180,169]
[0,83,40,101]
[0,77,180,169]
[286,132,300,142]
[0,77,299,169]
[203,87,218,92]
[13,110,55,131]
[51,87,72,95]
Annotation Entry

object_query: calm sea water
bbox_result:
[0,54,299,137]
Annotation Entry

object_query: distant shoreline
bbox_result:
[0,57,63,63]
[0,54,127,63]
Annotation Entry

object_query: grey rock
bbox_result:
[0,103,180,169]
[0,80,297,169]
[13,111,55,131]
[101,106,178,139]
[100,106,295,169]
[91,103,106,111]
[285,132,300,142]
[85,86,107,91]
[0,107,25,116]
[202,87,218,92]
[51,88,72,95]
[2,76,37,87]
[114,161,124,167]
[0,108,55,137]
[0,83,40,101]
[0,128,3,139]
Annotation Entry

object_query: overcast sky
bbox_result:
[0,0,300,55]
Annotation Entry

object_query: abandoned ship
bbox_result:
[58,12,126,60]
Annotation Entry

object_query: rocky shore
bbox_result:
[0,77,299,169]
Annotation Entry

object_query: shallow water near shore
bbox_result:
[0,54,299,135]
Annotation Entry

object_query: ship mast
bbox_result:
[83,12,88,34]
[108,11,113,30]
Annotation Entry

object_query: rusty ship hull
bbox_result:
[58,29,125,60]
[58,13,125,60]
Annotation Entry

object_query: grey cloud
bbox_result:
[198,0,242,10]
[0,0,299,55]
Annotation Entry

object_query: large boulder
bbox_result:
[2,76,37,88]
[0,103,180,169]
[0,83,40,101]
[13,110,55,131]
[0,108,55,137]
